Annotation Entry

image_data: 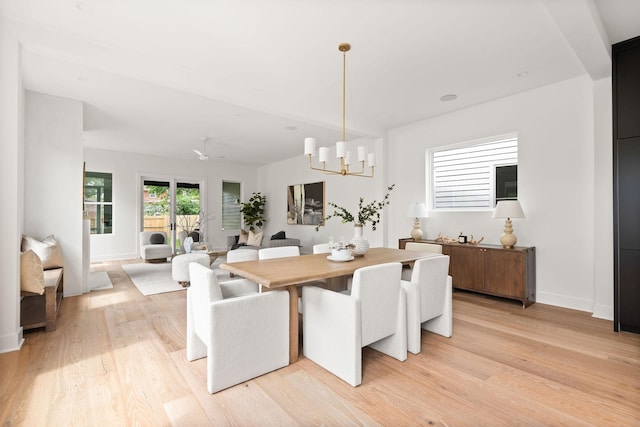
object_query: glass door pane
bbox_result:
[175,181,202,253]
[143,181,172,249]
[142,179,203,255]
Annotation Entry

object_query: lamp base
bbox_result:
[410,218,423,242]
[500,218,517,249]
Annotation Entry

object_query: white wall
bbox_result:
[387,75,611,315]
[592,77,614,319]
[0,18,25,353]
[83,148,258,261]
[24,91,84,297]
[257,138,389,253]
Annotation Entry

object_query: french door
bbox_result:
[141,177,204,254]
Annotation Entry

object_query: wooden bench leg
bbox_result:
[45,286,57,332]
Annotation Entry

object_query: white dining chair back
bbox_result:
[186,263,289,394]
[302,262,407,387]
[226,248,259,263]
[400,255,452,355]
[258,246,300,260]
[312,243,331,254]
[405,241,443,254]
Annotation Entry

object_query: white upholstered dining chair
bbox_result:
[258,246,300,259]
[400,255,452,354]
[401,241,444,280]
[312,243,331,254]
[186,263,289,394]
[302,262,407,387]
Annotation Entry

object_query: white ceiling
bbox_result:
[2,0,639,165]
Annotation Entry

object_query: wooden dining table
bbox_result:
[219,247,433,363]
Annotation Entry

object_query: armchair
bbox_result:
[400,255,452,354]
[139,231,172,262]
[302,262,407,387]
[186,263,289,394]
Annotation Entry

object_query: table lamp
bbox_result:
[407,202,429,241]
[492,200,525,249]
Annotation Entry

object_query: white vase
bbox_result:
[350,224,369,256]
[184,236,194,253]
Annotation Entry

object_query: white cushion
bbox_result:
[21,234,63,270]
[247,230,264,247]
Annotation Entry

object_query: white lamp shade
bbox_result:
[304,137,316,155]
[493,200,525,219]
[407,202,428,218]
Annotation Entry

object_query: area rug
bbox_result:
[121,262,183,296]
[89,271,114,291]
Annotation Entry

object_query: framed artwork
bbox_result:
[287,181,325,225]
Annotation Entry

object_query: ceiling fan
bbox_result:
[193,137,211,160]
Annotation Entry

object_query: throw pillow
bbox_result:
[21,234,64,270]
[270,230,286,240]
[247,230,264,247]
[149,233,165,244]
[20,250,45,295]
[238,229,249,244]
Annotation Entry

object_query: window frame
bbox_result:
[84,171,114,234]
[428,133,518,212]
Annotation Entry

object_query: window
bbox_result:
[84,172,113,234]
[430,134,517,209]
[222,181,241,230]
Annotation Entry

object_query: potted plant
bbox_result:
[240,192,266,232]
[317,184,395,255]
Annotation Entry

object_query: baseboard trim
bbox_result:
[536,292,594,313]
[591,304,614,321]
[0,327,24,354]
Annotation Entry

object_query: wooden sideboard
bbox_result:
[399,238,536,307]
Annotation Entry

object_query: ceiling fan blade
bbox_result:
[192,149,205,156]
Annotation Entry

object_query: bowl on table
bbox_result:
[331,248,353,260]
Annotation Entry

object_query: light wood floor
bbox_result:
[1,260,638,426]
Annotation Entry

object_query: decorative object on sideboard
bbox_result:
[493,200,525,249]
[435,233,459,244]
[407,202,428,241]
[468,235,484,245]
[303,43,375,178]
[434,232,484,245]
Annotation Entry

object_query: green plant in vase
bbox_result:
[317,184,395,255]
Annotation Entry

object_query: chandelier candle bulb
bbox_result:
[344,151,351,166]
[318,147,329,163]
[304,137,316,156]
[357,146,366,162]
[368,153,376,167]
[336,141,346,158]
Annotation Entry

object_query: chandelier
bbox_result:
[304,43,375,177]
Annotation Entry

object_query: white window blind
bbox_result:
[432,135,518,209]
[222,181,241,230]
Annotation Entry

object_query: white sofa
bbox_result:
[140,231,172,262]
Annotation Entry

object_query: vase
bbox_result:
[350,224,369,256]
[184,236,194,253]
